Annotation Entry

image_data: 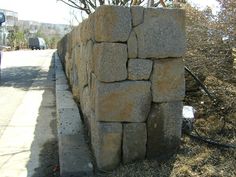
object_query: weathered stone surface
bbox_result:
[91,122,122,171]
[151,58,185,102]
[75,25,81,45]
[135,8,186,59]
[131,6,144,26]
[94,5,132,42]
[128,59,153,80]
[86,13,95,42]
[147,102,183,159]
[66,32,73,59]
[127,31,138,58]
[86,40,94,73]
[94,43,127,82]
[71,47,80,100]
[65,52,72,79]
[95,81,151,122]
[89,73,96,112]
[77,44,88,93]
[71,28,77,49]
[80,14,95,43]
[123,123,147,164]
[80,86,91,120]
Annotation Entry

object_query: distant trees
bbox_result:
[7,26,27,49]
[6,24,63,50]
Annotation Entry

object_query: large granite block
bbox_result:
[91,122,122,171]
[151,58,185,102]
[131,6,144,27]
[77,44,88,93]
[123,123,147,164]
[128,59,153,80]
[147,102,183,159]
[94,43,127,82]
[94,5,132,42]
[127,31,138,58]
[95,81,151,122]
[135,8,186,59]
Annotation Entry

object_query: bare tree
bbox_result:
[57,0,133,14]
[57,0,183,14]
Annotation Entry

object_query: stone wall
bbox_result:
[57,5,186,171]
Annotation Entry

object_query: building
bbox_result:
[0,9,18,46]
[0,9,18,27]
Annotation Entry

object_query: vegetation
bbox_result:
[7,26,27,49]
[59,1,236,176]
[6,24,63,50]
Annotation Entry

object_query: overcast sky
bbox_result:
[0,0,73,24]
[0,0,220,25]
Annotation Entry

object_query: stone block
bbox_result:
[147,102,183,159]
[80,19,87,44]
[127,31,138,58]
[65,53,72,79]
[81,14,95,43]
[71,45,80,100]
[77,44,88,91]
[57,107,81,136]
[91,122,122,171]
[59,135,93,177]
[95,81,151,122]
[80,86,91,120]
[94,5,132,42]
[89,73,96,112]
[86,40,94,73]
[75,25,81,45]
[71,28,77,49]
[94,43,127,82]
[87,13,95,41]
[131,6,144,26]
[151,58,185,102]
[135,8,186,59]
[123,123,147,164]
[128,59,153,80]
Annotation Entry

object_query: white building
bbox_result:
[0,9,18,47]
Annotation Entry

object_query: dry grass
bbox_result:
[95,134,235,177]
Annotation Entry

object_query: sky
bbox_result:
[0,0,73,24]
[0,0,220,25]
[188,0,220,14]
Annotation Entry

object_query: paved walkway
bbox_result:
[0,50,58,177]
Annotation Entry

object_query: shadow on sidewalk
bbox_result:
[26,54,59,177]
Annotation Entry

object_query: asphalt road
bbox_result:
[0,50,59,177]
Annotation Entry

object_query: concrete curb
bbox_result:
[54,52,94,177]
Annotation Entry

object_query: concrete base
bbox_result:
[55,52,94,176]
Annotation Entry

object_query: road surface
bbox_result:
[0,50,59,177]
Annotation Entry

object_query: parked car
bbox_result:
[28,37,46,50]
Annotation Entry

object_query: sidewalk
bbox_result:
[0,50,59,177]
